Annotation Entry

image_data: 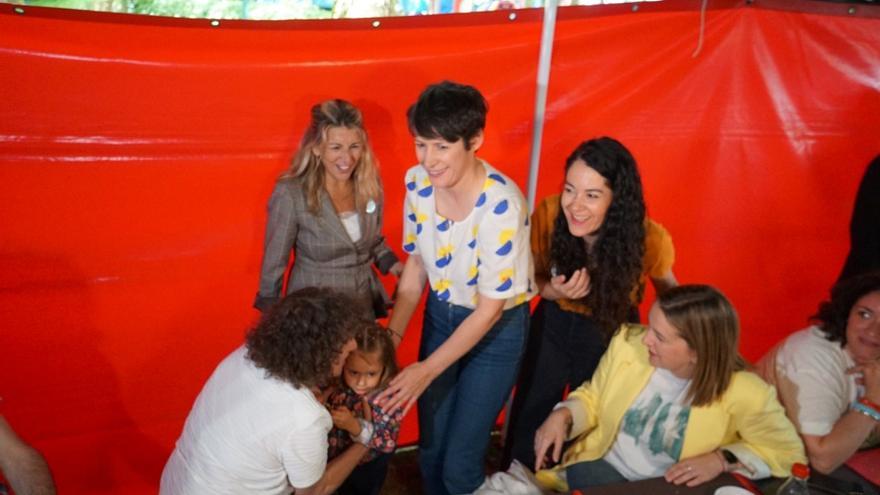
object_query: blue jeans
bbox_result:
[566,458,627,491]
[418,291,529,495]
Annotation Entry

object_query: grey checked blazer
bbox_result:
[254,177,399,318]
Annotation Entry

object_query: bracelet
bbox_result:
[387,327,404,341]
[351,419,375,445]
[852,402,880,422]
[859,397,880,412]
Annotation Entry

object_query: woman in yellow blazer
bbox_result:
[534,285,805,492]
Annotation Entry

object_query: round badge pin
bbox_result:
[366,199,377,214]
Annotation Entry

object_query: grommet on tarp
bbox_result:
[848,7,857,14]
[631,4,639,11]
[371,20,380,28]
[508,12,517,21]
[210,19,220,27]
[13,6,25,14]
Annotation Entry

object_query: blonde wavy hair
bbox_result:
[281,99,381,214]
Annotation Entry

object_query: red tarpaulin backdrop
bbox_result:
[1,1,878,493]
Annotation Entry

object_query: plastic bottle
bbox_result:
[776,463,810,494]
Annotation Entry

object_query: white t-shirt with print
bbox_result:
[160,346,332,495]
[774,326,859,436]
[402,161,535,309]
[604,368,692,480]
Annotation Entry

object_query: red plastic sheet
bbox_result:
[0,1,878,493]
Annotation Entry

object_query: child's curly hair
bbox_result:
[246,287,369,389]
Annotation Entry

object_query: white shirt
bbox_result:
[605,368,692,480]
[160,346,332,495]
[401,161,535,309]
[339,211,362,243]
[773,326,858,436]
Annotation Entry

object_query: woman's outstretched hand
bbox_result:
[375,361,438,416]
[534,408,573,472]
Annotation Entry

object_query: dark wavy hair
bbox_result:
[812,271,880,346]
[246,287,368,389]
[550,137,646,337]
[407,80,487,149]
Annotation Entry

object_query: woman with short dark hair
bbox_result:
[378,81,535,495]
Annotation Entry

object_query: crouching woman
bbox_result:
[533,285,805,492]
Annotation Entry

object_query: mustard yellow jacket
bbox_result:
[547,325,805,486]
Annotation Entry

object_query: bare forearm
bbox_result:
[388,289,421,341]
[0,418,54,495]
[297,443,369,495]
[5,454,56,495]
[804,411,877,474]
[387,256,427,342]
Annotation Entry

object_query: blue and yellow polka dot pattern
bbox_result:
[401,162,535,309]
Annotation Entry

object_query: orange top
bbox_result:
[530,193,675,316]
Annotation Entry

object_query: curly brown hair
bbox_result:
[812,271,880,346]
[246,287,369,389]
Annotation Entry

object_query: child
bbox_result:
[326,323,402,495]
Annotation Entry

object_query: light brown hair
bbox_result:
[657,284,745,406]
[282,99,381,214]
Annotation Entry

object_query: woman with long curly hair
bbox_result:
[504,137,678,469]
[254,99,402,319]
[161,287,376,495]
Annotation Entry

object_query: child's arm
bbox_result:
[367,399,403,454]
[330,406,362,437]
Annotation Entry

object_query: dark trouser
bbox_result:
[335,452,392,495]
[503,299,608,470]
[566,458,628,490]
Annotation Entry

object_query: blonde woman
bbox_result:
[255,99,402,318]
[534,285,805,492]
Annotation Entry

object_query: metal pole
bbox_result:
[525,0,558,212]
[500,0,558,457]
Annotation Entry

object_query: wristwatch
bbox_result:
[721,449,739,472]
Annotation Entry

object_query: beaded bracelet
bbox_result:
[852,402,880,422]
[859,397,880,412]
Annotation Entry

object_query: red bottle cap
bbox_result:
[792,463,810,479]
